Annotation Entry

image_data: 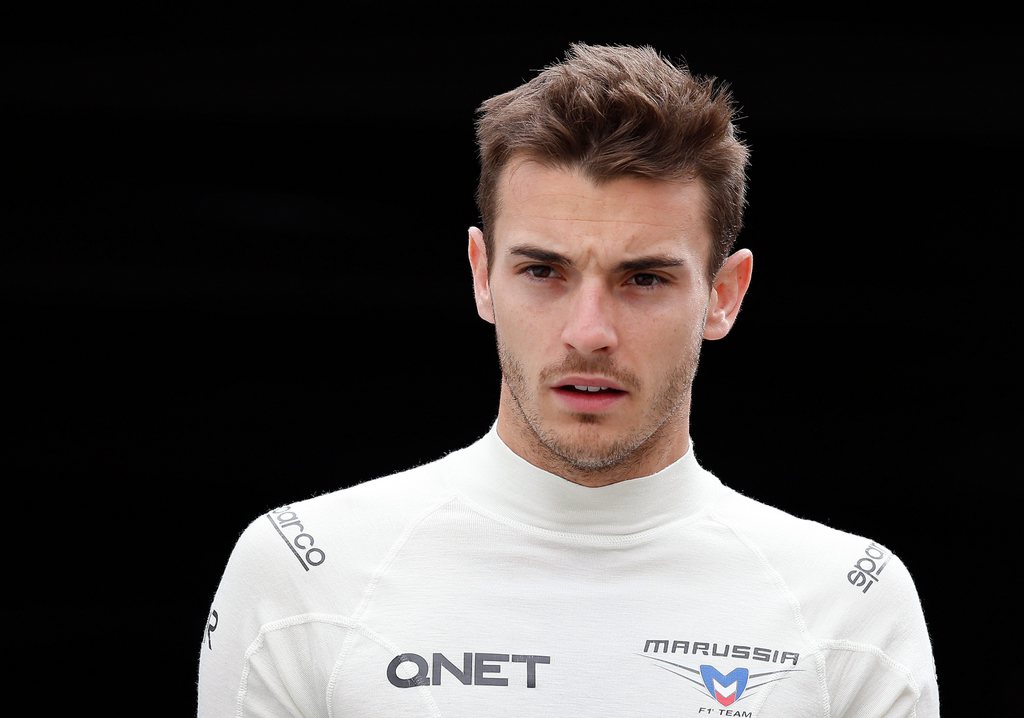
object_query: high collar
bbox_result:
[444,422,723,536]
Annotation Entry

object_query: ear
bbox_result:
[703,249,753,340]
[468,226,495,324]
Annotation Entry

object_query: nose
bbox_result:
[560,280,618,355]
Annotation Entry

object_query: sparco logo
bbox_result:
[387,652,550,688]
[267,505,324,571]
[206,609,218,650]
[847,540,890,594]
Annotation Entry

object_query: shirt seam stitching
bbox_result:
[706,509,833,718]
[817,637,923,709]
[235,493,456,718]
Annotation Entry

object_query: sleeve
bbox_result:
[196,517,283,717]
[196,515,350,718]
[822,552,940,718]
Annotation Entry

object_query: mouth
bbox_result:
[551,383,628,412]
[558,384,626,394]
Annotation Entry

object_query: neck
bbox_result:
[443,421,720,536]
[495,382,692,487]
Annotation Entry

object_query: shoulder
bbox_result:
[708,485,929,642]
[214,447,465,616]
[708,487,939,712]
[243,447,461,553]
[275,448,462,538]
[709,484,880,565]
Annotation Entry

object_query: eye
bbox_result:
[628,273,665,288]
[523,265,557,280]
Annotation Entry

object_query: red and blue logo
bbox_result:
[700,665,748,706]
[637,653,802,706]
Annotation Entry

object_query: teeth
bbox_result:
[573,385,608,392]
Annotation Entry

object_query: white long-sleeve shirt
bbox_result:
[197,424,939,716]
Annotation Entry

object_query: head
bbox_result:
[468,43,753,484]
[475,42,749,286]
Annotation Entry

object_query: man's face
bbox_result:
[472,159,718,474]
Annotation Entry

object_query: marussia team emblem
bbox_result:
[700,665,748,706]
[636,652,802,705]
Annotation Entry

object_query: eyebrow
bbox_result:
[507,243,687,273]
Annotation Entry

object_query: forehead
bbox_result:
[495,159,711,258]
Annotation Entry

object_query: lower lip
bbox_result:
[552,387,627,413]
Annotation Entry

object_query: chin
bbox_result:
[549,414,627,447]
[548,431,639,472]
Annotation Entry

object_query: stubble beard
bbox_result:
[496,329,702,476]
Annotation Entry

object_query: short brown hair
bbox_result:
[474,42,750,282]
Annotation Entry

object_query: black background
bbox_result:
[5,5,1020,715]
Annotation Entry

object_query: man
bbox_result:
[197,43,939,716]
